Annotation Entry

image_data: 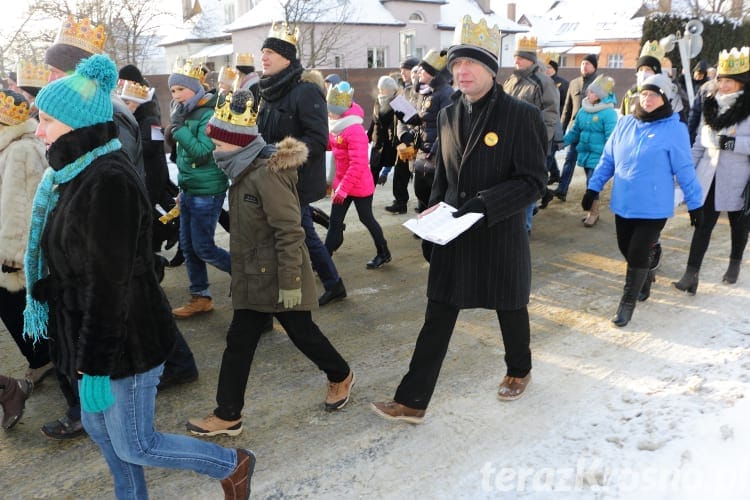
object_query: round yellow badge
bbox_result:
[484,132,499,147]
[593,116,599,122]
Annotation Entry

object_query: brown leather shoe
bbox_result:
[371,400,425,424]
[325,371,355,411]
[497,373,531,401]
[186,413,243,436]
[0,375,32,429]
[173,295,213,319]
[220,448,256,500]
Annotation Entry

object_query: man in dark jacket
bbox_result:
[372,17,548,423]
[257,22,346,306]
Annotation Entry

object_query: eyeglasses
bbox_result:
[639,90,661,99]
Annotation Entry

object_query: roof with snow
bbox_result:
[439,0,528,32]
[159,0,228,46]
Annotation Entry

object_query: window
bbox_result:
[334,55,343,68]
[607,53,624,69]
[224,3,235,24]
[409,11,424,22]
[400,30,416,61]
[367,47,386,68]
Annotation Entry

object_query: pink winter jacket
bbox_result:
[329,102,374,198]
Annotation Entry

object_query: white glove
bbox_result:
[278,288,302,309]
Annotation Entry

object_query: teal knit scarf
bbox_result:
[23,138,122,342]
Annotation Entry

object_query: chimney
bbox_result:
[729,0,742,17]
[475,0,492,14]
[658,0,671,12]
[507,3,517,22]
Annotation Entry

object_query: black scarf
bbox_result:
[634,101,673,122]
[259,61,305,103]
[702,91,750,131]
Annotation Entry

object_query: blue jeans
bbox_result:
[81,364,236,499]
[301,204,340,290]
[556,144,578,196]
[525,203,535,232]
[179,192,231,296]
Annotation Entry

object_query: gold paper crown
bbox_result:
[213,92,257,127]
[0,91,30,126]
[172,58,205,81]
[268,21,299,46]
[218,66,239,85]
[640,40,665,60]
[326,83,353,110]
[591,74,615,95]
[452,15,501,56]
[17,61,50,89]
[54,15,107,54]
[119,80,153,102]
[718,47,749,76]
[540,52,560,64]
[235,53,255,67]
[517,36,538,53]
[421,49,447,71]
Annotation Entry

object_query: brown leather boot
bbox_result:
[173,295,214,318]
[0,375,32,429]
[220,448,256,500]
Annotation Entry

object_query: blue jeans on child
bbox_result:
[301,204,341,290]
[81,364,237,499]
[179,192,231,296]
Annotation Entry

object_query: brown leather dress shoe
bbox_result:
[371,400,425,424]
[497,373,531,401]
[221,448,256,500]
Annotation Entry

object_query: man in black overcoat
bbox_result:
[372,16,548,423]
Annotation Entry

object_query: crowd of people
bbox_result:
[0,11,748,498]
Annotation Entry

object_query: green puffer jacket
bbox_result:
[172,92,228,195]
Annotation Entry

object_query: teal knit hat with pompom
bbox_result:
[36,54,117,129]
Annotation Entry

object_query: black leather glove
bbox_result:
[31,277,54,302]
[718,135,735,151]
[405,114,422,126]
[689,206,704,228]
[2,264,20,273]
[393,110,405,122]
[399,132,414,145]
[453,196,486,218]
[581,189,599,211]
[169,102,187,133]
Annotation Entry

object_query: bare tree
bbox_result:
[279,0,356,68]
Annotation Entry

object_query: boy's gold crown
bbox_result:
[422,49,447,71]
[55,15,107,54]
[718,47,749,76]
[172,58,205,81]
[452,15,501,56]
[120,80,151,100]
[268,21,299,45]
[235,53,255,67]
[640,40,665,60]
[17,61,50,89]
[327,84,353,109]
[0,91,30,126]
[517,36,538,52]
[540,52,560,64]
[213,92,257,127]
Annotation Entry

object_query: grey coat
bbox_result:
[693,91,750,212]
[426,85,548,310]
[228,138,318,312]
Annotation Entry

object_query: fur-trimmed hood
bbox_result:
[303,70,326,95]
[268,136,309,172]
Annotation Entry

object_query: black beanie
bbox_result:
[119,64,147,86]
[582,54,598,70]
[262,37,297,62]
[447,45,499,77]
[549,60,558,73]
[636,55,661,75]
[400,57,419,70]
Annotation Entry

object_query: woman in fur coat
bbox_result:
[188,91,354,437]
[674,47,750,294]
[27,55,254,499]
[0,89,52,384]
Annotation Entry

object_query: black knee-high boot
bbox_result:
[613,267,650,327]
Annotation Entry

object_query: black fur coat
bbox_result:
[40,122,176,380]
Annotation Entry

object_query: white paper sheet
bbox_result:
[402,202,484,245]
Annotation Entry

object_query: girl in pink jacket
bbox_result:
[325,81,390,269]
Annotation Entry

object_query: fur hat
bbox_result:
[582,54,598,70]
[35,54,117,129]
[636,55,661,75]
[639,73,673,103]
[587,74,615,100]
[205,90,258,147]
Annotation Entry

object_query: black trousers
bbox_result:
[215,309,350,421]
[325,195,388,255]
[414,171,434,212]
[0,287,50,369]
[614,216,667,269]
[394,300,531,410]
[392,158,412,205]
[687,181,749,268]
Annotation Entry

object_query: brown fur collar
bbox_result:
[267,137,308,172]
